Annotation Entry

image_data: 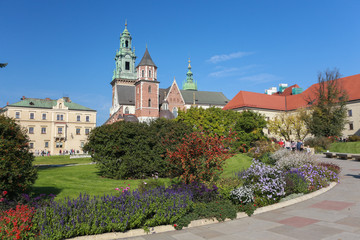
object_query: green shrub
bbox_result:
[0,115,37,200]
[236,202,257,216]
[247,140,279,163]
[304,137,332,150]
[215,177,243,200]
[174,199,237,229]
[137,175,166,194]
[348,135,360,142]
[84,119,190,179]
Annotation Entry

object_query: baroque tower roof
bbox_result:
[182,58,198,91]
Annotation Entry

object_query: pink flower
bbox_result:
[0,198,3,202]
[115,188,120,191]
[3,191,7,196]
[144,182,147,185]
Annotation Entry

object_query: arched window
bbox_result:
[125,107,129,114]
[125,40,129,48]
[148,99,151,107]
[172,107,178,118]
[59,103,62,108]
[142,70,144,78]
[148,85,151,93]
[149,70,151,78]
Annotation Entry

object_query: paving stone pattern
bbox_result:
[118,155,360,240]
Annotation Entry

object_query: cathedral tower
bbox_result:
[110,22,137,115]
[135,48,159,122]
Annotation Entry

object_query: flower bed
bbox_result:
[0,151,340,239]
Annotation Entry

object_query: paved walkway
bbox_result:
[122,155,360,240]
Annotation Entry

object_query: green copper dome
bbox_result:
[182,59,198,91]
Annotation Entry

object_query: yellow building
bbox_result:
[1,97,97,155]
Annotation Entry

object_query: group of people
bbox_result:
[34,150,51,156]
[277,139,311,153]
[59,149,80,155]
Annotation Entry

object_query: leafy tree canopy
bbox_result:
[305,69,348,137]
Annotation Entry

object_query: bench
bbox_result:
[324,152,337,158]
[352,154,360,161]
[336,153,352,160]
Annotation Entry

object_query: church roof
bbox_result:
[137,48,157,67]
[116,85,135,105]
[180,90,229,106]
[224,74,360,111]
[7,97,95,111]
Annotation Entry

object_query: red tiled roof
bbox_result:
[223,74,360,111]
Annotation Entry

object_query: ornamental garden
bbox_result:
[0,108,341,240]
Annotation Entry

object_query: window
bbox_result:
[30,113,34,119]
[125,40,129,48]
[29,127,34,134]
[41,127,46,134]
[142,70,144,78]
[125,61,130,70]
[45,142,49,148]
[125,107,129,114]
[349,123,354,130]
[29,143,34,149]
[148,99,151,107]
[77,115,81,121]
[85,129,90,135]
[15,112,20,119]
[81,142,85,148]
[76,128,80,135]
[42,113,46,120]
[57,114,64,121]
[172,107,178,118]
[86,116,90,122]
[148,85,151,93]
[149,70,151,78]
[348,110,352,117]
[58,127,63,134]
[56,142,63,148]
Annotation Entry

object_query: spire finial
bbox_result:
[125,19,127,28]
[146,43,147,49]
[188,58,191,69]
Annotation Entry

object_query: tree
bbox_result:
[233,110,267,150]
[268,109,310,141]
[0,63,8,68]
[0,115,37,200]
[305,69,348,137]
[176,107,240,136]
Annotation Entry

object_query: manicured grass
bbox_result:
[32,153,252,200]
[329,142,360,154]
[34,155,93,165]
[221,153,253,178]
[33,164,171,200]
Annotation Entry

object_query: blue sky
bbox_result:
[1,0,359,125]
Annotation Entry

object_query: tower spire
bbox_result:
[182,58,197,91]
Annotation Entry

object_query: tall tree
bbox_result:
[0,63,8,68]
[305,69,348,137]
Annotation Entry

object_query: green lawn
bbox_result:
[32,153,253,200]
[329,142,360,154]
[221,153,252,178]
[34,155,93,165]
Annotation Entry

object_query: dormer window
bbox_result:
[142,70,144,78]
[149,70,151,78]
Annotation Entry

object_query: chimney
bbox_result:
[7,102,9,105]
[22,96,26,100]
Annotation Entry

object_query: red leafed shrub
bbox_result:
[0,204,37,240]
[167,131,235,184]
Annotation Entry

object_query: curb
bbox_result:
[68,182,337,240]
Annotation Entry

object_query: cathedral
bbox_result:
[106,24,229,124]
